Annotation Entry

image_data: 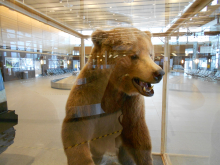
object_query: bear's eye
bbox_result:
[131,54,139,60]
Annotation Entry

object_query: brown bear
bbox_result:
[62,27,165,165]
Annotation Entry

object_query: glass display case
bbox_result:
[0,0,220,165]
[164,30,220,165]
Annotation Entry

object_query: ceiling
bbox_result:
[16,0,196,32]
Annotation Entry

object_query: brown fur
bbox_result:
[62,28,164,165]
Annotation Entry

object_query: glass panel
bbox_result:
[0,0,206,164]
[166,2,220,164]
[0,5,165,162]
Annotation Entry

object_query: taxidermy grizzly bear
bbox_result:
[62,27,165,165]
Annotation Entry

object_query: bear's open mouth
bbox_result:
[132,78,154,96]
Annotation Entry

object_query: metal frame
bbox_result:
[161,36,170,156]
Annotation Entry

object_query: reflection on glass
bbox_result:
[62,28,165,165]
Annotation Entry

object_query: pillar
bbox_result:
[192,42,198,69]
[80,38,85,70]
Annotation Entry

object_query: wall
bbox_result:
[0,6,77,54]
[0,6,77,81]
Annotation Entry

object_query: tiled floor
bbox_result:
[0,72,220,165]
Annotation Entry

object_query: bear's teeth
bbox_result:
[143,85,154,92]
[149,85,154,90]
[143,86,147,92]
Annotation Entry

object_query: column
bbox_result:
[192,42,198,69]
[80,38,85,70]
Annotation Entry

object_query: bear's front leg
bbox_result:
[64,143,95,165]
[118,144,136,165]
[120,95,153,165]
[120,128,153,165]
[120,126,153,165]
[62,119,95,165]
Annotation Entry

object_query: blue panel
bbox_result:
[0,70,5,92]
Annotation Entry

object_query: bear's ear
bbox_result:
[145,31,152,38]
[92,30,108,46]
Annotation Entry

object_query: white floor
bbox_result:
[166,73,220,165]
[0,72,220,165]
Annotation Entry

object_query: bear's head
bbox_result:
[90,28,164,97]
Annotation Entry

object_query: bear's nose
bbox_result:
[153,70,165,82]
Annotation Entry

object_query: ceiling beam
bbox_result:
[84,32,188,39]
[152,32,187,37]
[204,31,220,36]
[165,0,213,35]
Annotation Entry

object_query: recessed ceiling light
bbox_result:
[115,19,117,20]
[59,0,62,3]
[113,14,115,15]
[124,0,134,3]
[70,9,72,11]
[110,7,112,8]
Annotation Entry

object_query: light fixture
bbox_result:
[181,60,184,64]
[172,53,177,56]
[41,60,44,64]
[59,0,62,3]
[110,7,112,8]
[124,0,134,3]
[67,60,70,64]
[161,54,164,56]
[208,59,211,62]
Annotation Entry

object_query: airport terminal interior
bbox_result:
[0,0,220,165]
